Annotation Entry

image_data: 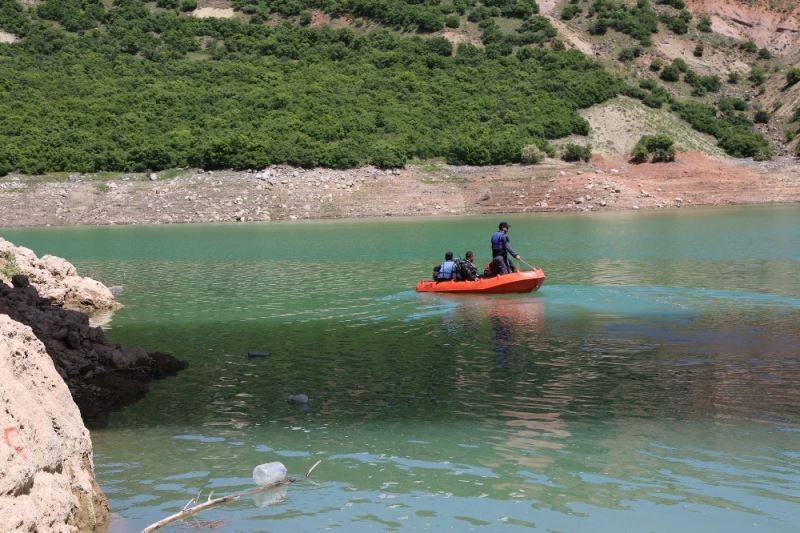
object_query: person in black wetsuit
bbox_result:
[490,222,521,275]
[455,251,480,281]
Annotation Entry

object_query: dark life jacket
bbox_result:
[491,230,507,256]
[435,260,456,280]
[455,259,479,281]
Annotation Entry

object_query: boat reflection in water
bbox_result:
[433,294,572,485]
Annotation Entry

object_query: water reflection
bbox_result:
[21,208,795,532]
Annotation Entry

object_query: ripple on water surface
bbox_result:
[11,210,795,532]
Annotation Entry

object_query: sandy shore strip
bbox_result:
[0,153,798,227]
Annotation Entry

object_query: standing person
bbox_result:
[456,251,480,281]
[432,251,457,281]
[490,222,521,275]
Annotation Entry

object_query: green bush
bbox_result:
[561,4,582,20]
[520,144,545,164]
[693,43,703,57]
[630,142,649,163]
[739,41,758,54]
[660,10,691,35]
[727,71,740,84]
[0,252,20,280]
[0,1,626,173]
[757,47,771,60]
[631,134,675,163]
[660,63,681,82]
[671,101,772,160]
[618,46,642,62]
[445,15,460,28]
[650,58,663,71]
[718,97,747,113]
[786,68,800,88]
[587,0,659,45]
[697,15,711,32]
[561,143,592,162]
[754,110,770,124]
[749,65,766,85]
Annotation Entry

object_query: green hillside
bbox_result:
[0,0,780,173]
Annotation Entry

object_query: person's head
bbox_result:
[465,251,474,261]
[499,222,509,232]
[445,251,453,261]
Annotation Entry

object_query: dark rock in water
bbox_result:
[11,274,30,288]
[287,394,309,404]
[247,351,270,359]
[0,280,188,428]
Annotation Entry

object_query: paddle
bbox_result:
[516,257,539,271]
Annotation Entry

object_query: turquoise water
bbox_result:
[3,205,800,532]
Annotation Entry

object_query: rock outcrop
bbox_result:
[0,279,187,428]
[0,237,118,313]
[0,315,109,532]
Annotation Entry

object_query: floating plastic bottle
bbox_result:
[252,462,287,486]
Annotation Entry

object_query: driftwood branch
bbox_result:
[140,479,293,533]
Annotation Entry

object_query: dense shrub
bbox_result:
[631,134,675,163]
[0,8,623,173]
[727,71,740,84]
[754,110,770,124]
[0,0,31,36]
[660,63,680,82]
[520,144,545,164]
[561,143,592,162]
[718,97,747,113]
[588,0,659,45]
[561,3,582,20]
[659,9,691,35]
[445,15,460,28]
[693,43,703,57]
[671,101,772,160]
[656,0,684,8]
[749,65,766,85]
[757,47,771,60]
[739,41,758,54]
[697,15,711,32]
[649,57,663,71]
[786,68,800,88]
[618,46,642,62]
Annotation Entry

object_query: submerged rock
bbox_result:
[287,394,309,404]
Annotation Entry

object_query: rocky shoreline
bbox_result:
[0,238,188,427]
[1,239,187,531]
[0,154,798,227]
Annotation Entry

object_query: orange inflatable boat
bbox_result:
[416,269,546,294]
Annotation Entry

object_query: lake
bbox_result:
[3,205,799,532]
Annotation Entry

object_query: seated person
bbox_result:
[455,251,480,281]
[432,251,456,281]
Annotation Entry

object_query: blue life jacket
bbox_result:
[437,260,456,280]
[491,230,506,255]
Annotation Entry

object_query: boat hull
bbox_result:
[416,269,546,294]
